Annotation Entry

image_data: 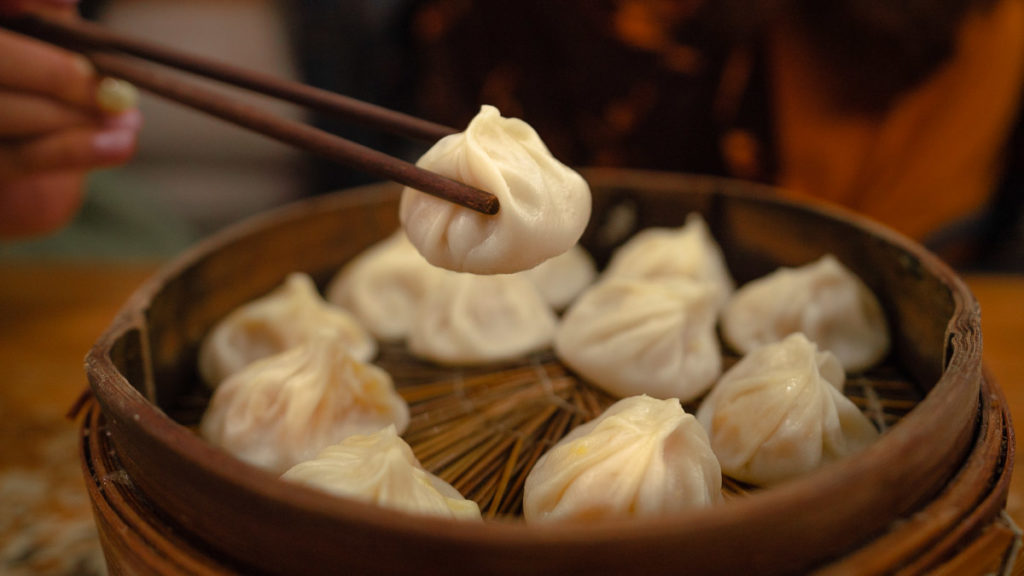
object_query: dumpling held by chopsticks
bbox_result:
[400,105,591,274]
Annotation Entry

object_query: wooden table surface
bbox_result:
[0,261,1021,574]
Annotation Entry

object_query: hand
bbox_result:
[0,0,141,239]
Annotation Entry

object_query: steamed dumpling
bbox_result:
[554,278,721,402]
[281,426,481,521]
[198,273,376,387]
[523,395,722,523]
[199,330,408,474]
[408,272,557,365]
[326,231,444,341]
[399,105,592,274]
[720,255,890,372]
[519,244,597,310]
[602,213,734,309]
[696,333,879,486]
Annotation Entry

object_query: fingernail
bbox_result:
[96,77,139,113]
[93,129,136,158]
[102,109,143,131]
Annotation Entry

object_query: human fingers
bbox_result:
[0,91,141,138]
[0,91,94,137]
[0,25,101,111]
[0,169,85,238]
[0,118,140,180]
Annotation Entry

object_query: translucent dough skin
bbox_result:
[602,213,735,309]
[198,273,376,387]
[554,278,721,401]
[399,105,592,274]
[696,333,879,487]
[281,426,481,521]
[523,395,722,523]
[199,332,409,475]
[326,231,444,341]
[408,272,557,366]
[721,255,890,372]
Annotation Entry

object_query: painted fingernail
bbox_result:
[96,77,139,113]
[102,109,143,131]
[93,129,137,158]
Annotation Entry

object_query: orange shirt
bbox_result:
[770,0,1024,242]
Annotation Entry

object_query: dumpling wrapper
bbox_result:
[518,243,597,311]
[326,231,445,341]
[199,330,408,475]
[198,272,376,387]
[281,426,481,521]
[602,212,734,309]
[696,333,880,487]
[408,272,557,365]
[721,254,890,372]
[554,278,721,402]
[399,104,591,274]
[524,395,722,523]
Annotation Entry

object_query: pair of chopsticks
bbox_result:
[1,15,500,215]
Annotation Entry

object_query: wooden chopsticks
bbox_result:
[2,15,499,215]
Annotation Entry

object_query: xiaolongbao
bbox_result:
[523,395,722,522]
[518,244,597,311]
[198,272,376,387]
[695,333,879,486]
[554,278,721,402]
[199,330,408,474]
[325,231,444,341]
[281,426,481,520]
[408,271,557,365]
[602,213,734,309]
[399,105,591,274]
[720,255,890,372]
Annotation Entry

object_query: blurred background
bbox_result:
[2,0,1022,269]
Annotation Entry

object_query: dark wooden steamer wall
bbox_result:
[84,170,992,575]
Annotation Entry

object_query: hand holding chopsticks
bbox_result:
[0,14,500,215]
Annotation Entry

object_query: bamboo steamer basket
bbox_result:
[82,169,1009,575]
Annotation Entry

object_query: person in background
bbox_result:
[389,0,1024,268]
[0,0,141,239]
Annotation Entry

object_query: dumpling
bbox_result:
[407,272,557,365]
[523,395,722,523]
[199,330,408,474]
[399,105,591,275]
[198,272,376,387]
[325,231,444,341]
[281,426,482,521]
[695,333,879,486]
[602,213,734,309]
[720,254,890,372]
[554,278,721,402]
[518,244,597,311]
